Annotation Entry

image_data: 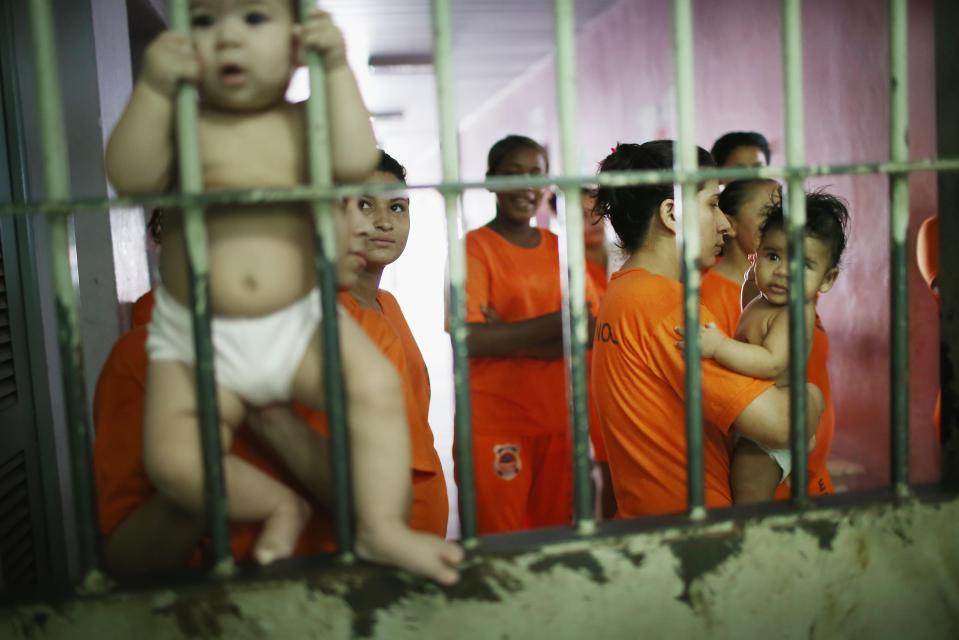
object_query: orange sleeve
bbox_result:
[130,289,155,328]
[648,306,775,434]
[465,232,493,323]
[587,352,608,462]
[700,271,742,338]
[586,259,608,300]
[92,328,152,536]
[339,293,448,535]
[916,215,939,292]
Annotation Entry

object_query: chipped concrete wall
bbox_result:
[5,495,959,639]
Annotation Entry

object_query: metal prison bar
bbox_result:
[6,0,938,591]
[782,0,811,505]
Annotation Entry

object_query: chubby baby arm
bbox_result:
[711,314,789,380]
[296,9,379,182]
[677,308,789,380]
[106,32,200,194]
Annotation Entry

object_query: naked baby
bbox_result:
[105,0,461,583]
[696,191,847,503]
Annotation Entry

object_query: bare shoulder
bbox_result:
[736,297,783,343]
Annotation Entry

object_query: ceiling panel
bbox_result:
[322,0,617,122]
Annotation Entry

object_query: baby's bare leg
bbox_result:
[143,360,310,564]
[730,438,783,504]
[292,314,463,584]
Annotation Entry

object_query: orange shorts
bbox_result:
[467,431,572,535]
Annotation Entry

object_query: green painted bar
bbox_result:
[4,159,959,218]
[889,0,910,498]
[430,0,477,543]
[783,0,809,506]
[298,0,354,558]
[553,0,594,533]
[169,0,234,575]
[26,0,105,592]
[672,0,706,519]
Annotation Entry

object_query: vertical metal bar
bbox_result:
[26,0,105,592]
[169,0,233,575]
[889,0,910,498]
[934,0,959,489]
[672,0,705,520]
[431,0,477,543]
[298,0,354,557]
[554,0,593,533]
[783,0,809,506]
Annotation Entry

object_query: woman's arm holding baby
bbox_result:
[106,32,199,194]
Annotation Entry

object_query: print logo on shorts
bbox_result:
[493,444,522,480]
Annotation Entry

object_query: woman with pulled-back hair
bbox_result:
[590,141,823,517]
[459,134,600,534]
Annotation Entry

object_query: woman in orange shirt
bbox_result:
[590,142,823,517]
[917,215,941,439]
[96,180,460,578]
[463,134,598,533]
[701,179,837,498]
[339,151,449,537]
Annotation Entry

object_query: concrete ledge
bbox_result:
[4,493,959,639]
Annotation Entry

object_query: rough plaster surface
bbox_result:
[4,496,959,639]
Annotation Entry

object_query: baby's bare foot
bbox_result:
[253,498,311,565]
[356,524,464,585]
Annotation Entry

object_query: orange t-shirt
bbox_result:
[586,258,609,300]
[377,290,431,416]
[917,216,939,294]
[917,215,941,440]
[700,270,742,338]
[131,290,155,328]
[700,271,837,497]
[591,268,774,517]
[585,258,609,462]
[93,327,336,563]
[465,227,600,436]
[335,292,448,537]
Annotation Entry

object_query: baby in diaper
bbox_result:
[105,0,461,583]
[695,191,847,504]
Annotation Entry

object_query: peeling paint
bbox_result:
[3,495,959,639]
[669,532,744,604]
[528,551,608,584]
[152,583,242,638]
[796,519,840,550]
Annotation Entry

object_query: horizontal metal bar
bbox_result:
[5,159,959,217]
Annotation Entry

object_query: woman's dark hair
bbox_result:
[595,141,713,251]
[147,208,163,245]
[486,134,549,176]
[718,179,780,219]
[761,189,850,269]
[710,131,771,166]
[377,150,407,183]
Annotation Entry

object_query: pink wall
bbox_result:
[458,0,939,489]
